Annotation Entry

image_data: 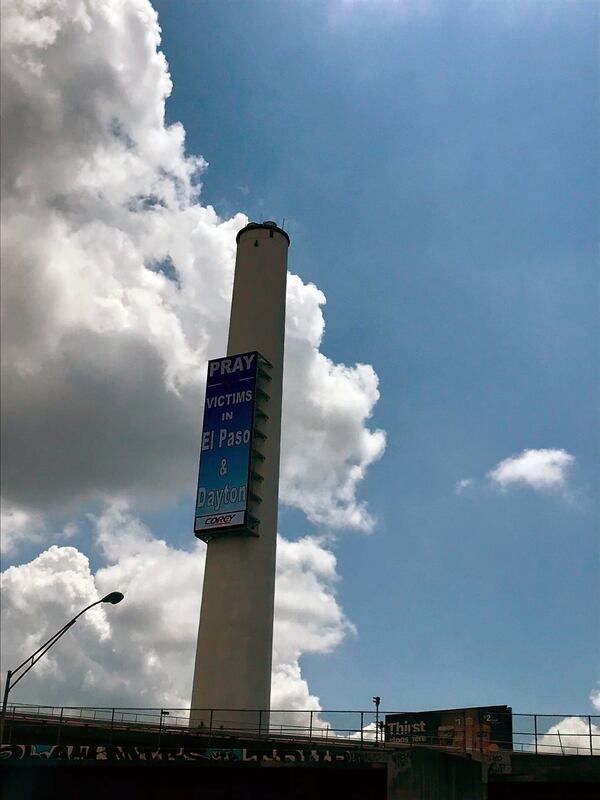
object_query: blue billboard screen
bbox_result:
[194,352,258,535]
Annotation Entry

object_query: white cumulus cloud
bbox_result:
[1,502,80,555]
[538,716,600,755]
[454,478,473,494]
[1,545,114,699]
[487,448,575,492]
[1,503,355,714]
[0,502,45,554]
[0,0,385,550]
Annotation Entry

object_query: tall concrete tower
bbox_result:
[190,221,289,728]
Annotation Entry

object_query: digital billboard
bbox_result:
[385,705,512,752]
[194,352,261,536]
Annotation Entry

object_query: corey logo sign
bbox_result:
[205,515,234,526]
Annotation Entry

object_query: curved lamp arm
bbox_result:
[1,592,124,719]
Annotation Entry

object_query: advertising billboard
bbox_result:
[385,705,512,752]
[194,352,261,536]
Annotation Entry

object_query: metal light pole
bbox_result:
[373,696,381,745]
[158,709,170,747]
[1,591,124,743]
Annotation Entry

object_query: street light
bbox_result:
[158,709,170,747]
[373,696,381,745]
[1,591,124,742]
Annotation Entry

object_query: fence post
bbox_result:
[258,709,262,737]
[209,709,213,738]
[309,710,313,744]
[109,708,115,745]
[360,711,364,748]
[463,711,467,752]
[8,705,15,744]
[534,715,538,754]
[56,707,64,745]
[9,705,16,745]
[589,716,593,756]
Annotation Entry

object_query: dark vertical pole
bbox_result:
[373,697,380,746]
[56,707,64,745]
[534,715,538,754]
[309,710,313,744]
[360,711,364,748]
[589,716,593,756]
[258,709,262,737]
[0,669,13,744]
[109,708,115,745]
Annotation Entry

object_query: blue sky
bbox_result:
[1,0,597,724]
[150,0,598,713]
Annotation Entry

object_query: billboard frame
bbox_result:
[193,351,271,541]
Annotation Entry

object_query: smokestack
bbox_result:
[190,221,289,729]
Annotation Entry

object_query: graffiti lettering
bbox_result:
[0,744,372,764]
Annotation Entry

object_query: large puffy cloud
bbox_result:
[1,545,115,704]
[272,535,356,712]
[282,282,385,530]
[1,504,353,714]
[537,716,600,756]
[0,502,44,554]
[0,501,78,555]
[487,448,575,492]
[1,0,385,539]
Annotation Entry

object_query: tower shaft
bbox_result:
[190,222,289,727]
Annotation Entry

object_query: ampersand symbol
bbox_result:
[219,459,227,476]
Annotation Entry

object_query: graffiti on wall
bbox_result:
[0,744,385,765]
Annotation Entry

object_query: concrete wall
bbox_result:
[387,748,485,800]
[488,752,600,799]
